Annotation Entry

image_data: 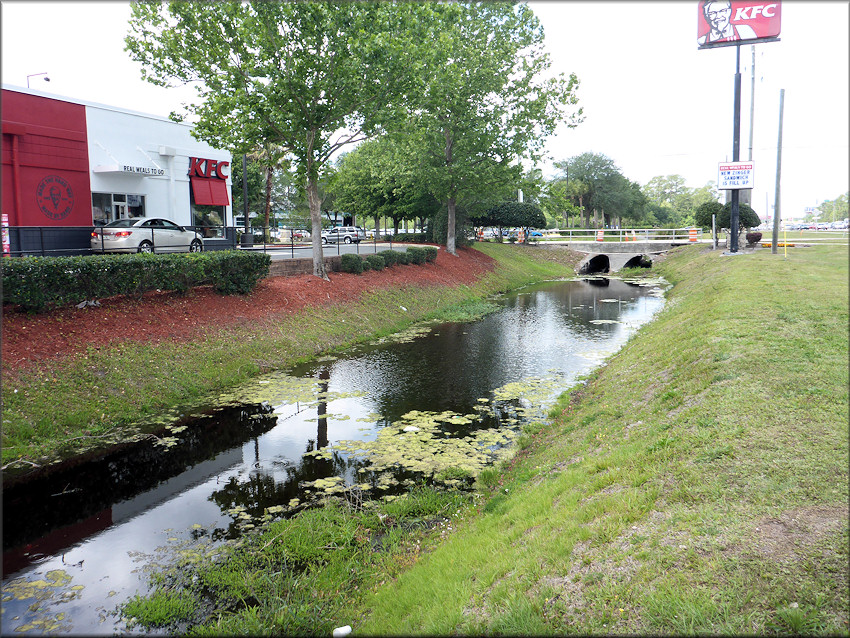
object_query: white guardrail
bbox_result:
[479,228,705,242]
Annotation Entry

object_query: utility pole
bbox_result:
[771,89,784,254]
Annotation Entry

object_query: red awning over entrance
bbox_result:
[191,177,230,206]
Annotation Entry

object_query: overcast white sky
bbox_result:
[2,1,848,220]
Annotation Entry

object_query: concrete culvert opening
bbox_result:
[579,254,610,275]
[623,255,653,269]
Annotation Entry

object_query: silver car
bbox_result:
[321,226,366,244]
[91,218,203,253]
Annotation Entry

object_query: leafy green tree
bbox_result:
[482,202,546,240]
[694,201,723,230]
[126,1,428,279]
[694,200,759,230]
[330,137,439,235]
[392,2,582,255]
[816,192,848,223]
[642,175,717,228]
[557,153,645,227]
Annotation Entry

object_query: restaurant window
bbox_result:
[191,202,226,238]
[92,193,145,225]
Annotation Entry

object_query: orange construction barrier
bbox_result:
[631,230,638,242]
[689,228,698,242]
[596,229,604,242]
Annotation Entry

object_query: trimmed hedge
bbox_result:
[385,233,427,243]
[364,253,386,271]
[338,248,438,276]
[381,250,402,267]
[2,250,271,313]
[340,253,365,274]
[406,246,426,265]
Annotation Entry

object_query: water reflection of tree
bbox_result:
[206,367,357,537]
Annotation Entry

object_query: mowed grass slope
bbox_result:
[357,244,849,635]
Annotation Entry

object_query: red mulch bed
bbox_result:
[1,247,495,373]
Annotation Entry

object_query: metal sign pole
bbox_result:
[771,89,785,255]
[729,44,742,253]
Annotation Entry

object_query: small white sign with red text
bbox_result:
[718,161,755,190]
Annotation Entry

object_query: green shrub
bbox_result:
[406,246,426,265]
[364,253,386,271]
[361,257,372,272]
[2,250,270,312]
[390,233,427,243]
[423,246,438,263]
[206,251,271,295]
[339,253,364,274]
[381,249,402,267]
[396,251,410,265]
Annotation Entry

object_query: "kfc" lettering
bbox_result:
[187,157,230,180]
[734,4,777,20]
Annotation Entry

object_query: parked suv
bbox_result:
[321,226,366,244]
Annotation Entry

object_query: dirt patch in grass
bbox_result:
[746,504,849,563]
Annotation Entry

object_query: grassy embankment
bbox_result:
[1,243,577,467]
[356,243,848,635]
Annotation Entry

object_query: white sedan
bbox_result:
[91,218,203,254]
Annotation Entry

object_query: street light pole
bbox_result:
[26,72,50,88]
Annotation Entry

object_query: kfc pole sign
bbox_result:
[187,157,230,180]
[698,1,781,49]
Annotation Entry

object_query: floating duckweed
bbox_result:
[288,498,300,507]
[265,505,285,515]
[154,436,179,449]
[325,409,520,482]
[302,448,333,460]
[375,325,433,345]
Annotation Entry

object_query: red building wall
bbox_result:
[1,89,91,226]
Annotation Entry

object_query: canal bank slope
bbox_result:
[357,244,849,635]
[2,243,582,466]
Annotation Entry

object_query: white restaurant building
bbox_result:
[2,85,234,254]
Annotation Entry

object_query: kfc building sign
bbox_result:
[188,157,230,206]
[698,1,781,49]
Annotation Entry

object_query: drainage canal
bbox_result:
[1,276,666,634]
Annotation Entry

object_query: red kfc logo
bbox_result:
[188,157,230,180]
[698,1,781,48]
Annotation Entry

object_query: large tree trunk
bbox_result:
[307,177,328,280]
[443,126,457,256]
[446,197,457,255]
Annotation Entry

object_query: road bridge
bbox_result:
[543,240,694,274]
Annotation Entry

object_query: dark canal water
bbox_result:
[1,277,666,634]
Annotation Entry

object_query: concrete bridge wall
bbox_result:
[555,240,691,274]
